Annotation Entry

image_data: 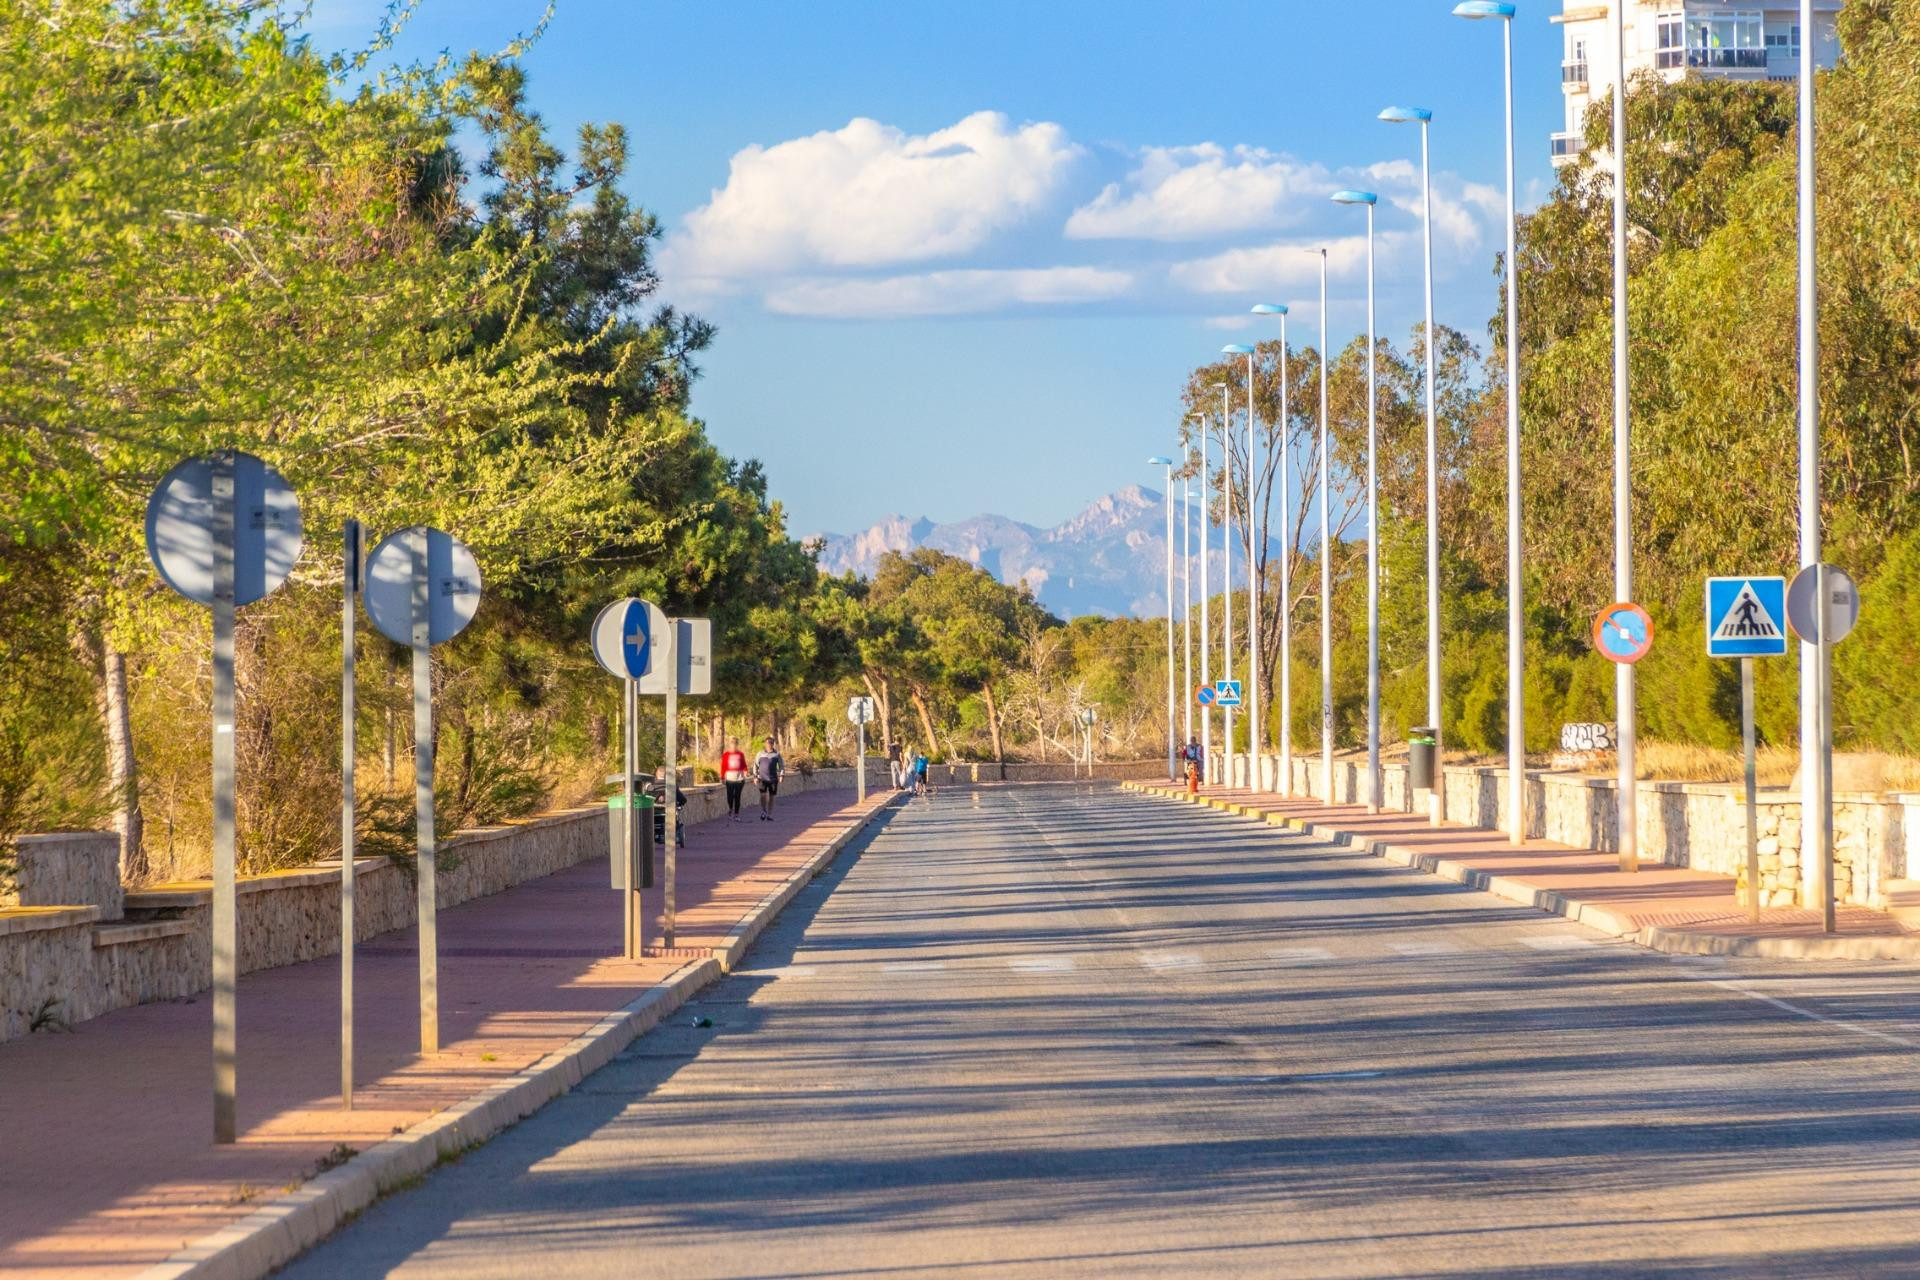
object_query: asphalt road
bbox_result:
[283,783,1920,1278]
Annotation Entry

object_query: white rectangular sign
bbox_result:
[637,618,712,696]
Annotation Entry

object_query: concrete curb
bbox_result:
[139,794,901,1280]
[1122,783,1920,963]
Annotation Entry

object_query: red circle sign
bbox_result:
[1592,602,1655,664]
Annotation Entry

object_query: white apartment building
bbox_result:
[1553,1,1844,165]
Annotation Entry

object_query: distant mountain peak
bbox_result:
[811,486,1218,620]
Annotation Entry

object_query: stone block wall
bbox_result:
[1264,753,1908,910]
[4,833,123,921]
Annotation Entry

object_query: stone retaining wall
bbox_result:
[0,767,867,1043]
[1222,751,1914,910]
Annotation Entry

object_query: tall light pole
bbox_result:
[1333,189,1381,813]
[1151,455,1177,782]
[1183,435,1195,755]
[1608,2,1638,872]
[1252,305,1291,796]
[1198,409,1213,783]
[1223,343,1259,788]
[1796,0,1826,914]
[1219,382,1236,788]
[1456,0,1526,845]
[1313,249,1332,803]
[1382,105,1446,827]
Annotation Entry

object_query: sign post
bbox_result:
[363,527,482,1054]
[1591,601,1655,871]
[340,520,361,1108]
[145,450,303,1143]
[593,599,664,958]
[1080,707,1097,774]
[1787,564,1859,934]
[1706,576,1789,921]
[848,697,876,802]
[638,618,712,950]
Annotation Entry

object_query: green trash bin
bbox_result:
[607,792,655,890]
[1409,729,1438,792]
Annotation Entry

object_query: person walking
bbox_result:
[887,740,903,790]
[754,736,785,821]
[1181,736,1204,795]
[720,737,749,821]
[912,749,930,799]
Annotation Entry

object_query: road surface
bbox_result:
[284,783,1920,1278]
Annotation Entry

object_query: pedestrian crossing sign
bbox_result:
[1705,576,1789,658]
[1213,680,1243,707]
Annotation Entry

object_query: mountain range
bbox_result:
[811,485,1225,620]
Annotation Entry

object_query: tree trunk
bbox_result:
[982,682,1007,780]
[72,621,145,882]
[909,686,939,758]
[100,647,145,881]
[863,673,894,754]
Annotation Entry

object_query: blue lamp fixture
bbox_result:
[1452,1,1516,17]
[1330,190,1378,207]
[1378,106,1433,125]
[1250,303,1288,317]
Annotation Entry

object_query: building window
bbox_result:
[1656,14,1685,69]
[1765,25,1800,57]
[1688,11,1767,70]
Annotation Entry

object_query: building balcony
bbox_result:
[1562,59,1589,88]
[1687,47,1769,70]
[1550,132,1585,161]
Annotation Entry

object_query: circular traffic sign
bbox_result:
[1196,685,1216,707]
[1787,564,1859,645]
[144,451,303,607]
[1592,602,1654,665]
[591,598,665,680]
[362,526,482,647]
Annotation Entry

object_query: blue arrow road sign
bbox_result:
[620,599,652,679]
[1213,680,1244,707]
[1706,576,1788,658]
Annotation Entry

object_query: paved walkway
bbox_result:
[1131,782,1919,958]
[0,787,890,1280]
[281,784,1920,1278]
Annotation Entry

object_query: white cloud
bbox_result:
[764,267,1134,319]
[662,112,1082,289]
[1065,145,1332,242]
[1168,233,1382,296]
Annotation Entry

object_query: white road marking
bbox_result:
[1686,975,1920,1050]
[1389,941,1464,956]
[881,961,947,973]
[1266,946,1337,965]
[1009,956,1077,973]
[740,965,817,978]
[1522,936,1598,951]
[1140,951,1200,971]
[1299,1070,1385,1081]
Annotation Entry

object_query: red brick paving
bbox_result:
[1145,784,1912,942]
[0,787,888,1280]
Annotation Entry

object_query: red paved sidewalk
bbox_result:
[1133,782,1919,956]
[0,787,890,1280]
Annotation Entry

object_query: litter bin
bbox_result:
[1409,728,1438,792]
[607,791,655,890]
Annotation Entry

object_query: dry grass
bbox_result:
[1577,742,1920,793]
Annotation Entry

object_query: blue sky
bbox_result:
[309,0,1567,537]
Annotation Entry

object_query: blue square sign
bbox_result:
[1213,680,1244,707]
[1705,577,1789,658]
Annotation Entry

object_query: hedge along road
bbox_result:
[282,782,1920,1278]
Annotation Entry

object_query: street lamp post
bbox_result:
[1199,411,1213,784]
[1223,343,1259,789]
[1332,188,1381,814]
[1796,0,1828,918]
[1609,1,1639,873]
[1312,249,1332,803]
[1183,436,1195,756]
[1252,306,1291,796]
[1151,455,1177,782]
[1220,382,1236,789]
[1455,0,1526,845]
[1382,105,1446,827]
